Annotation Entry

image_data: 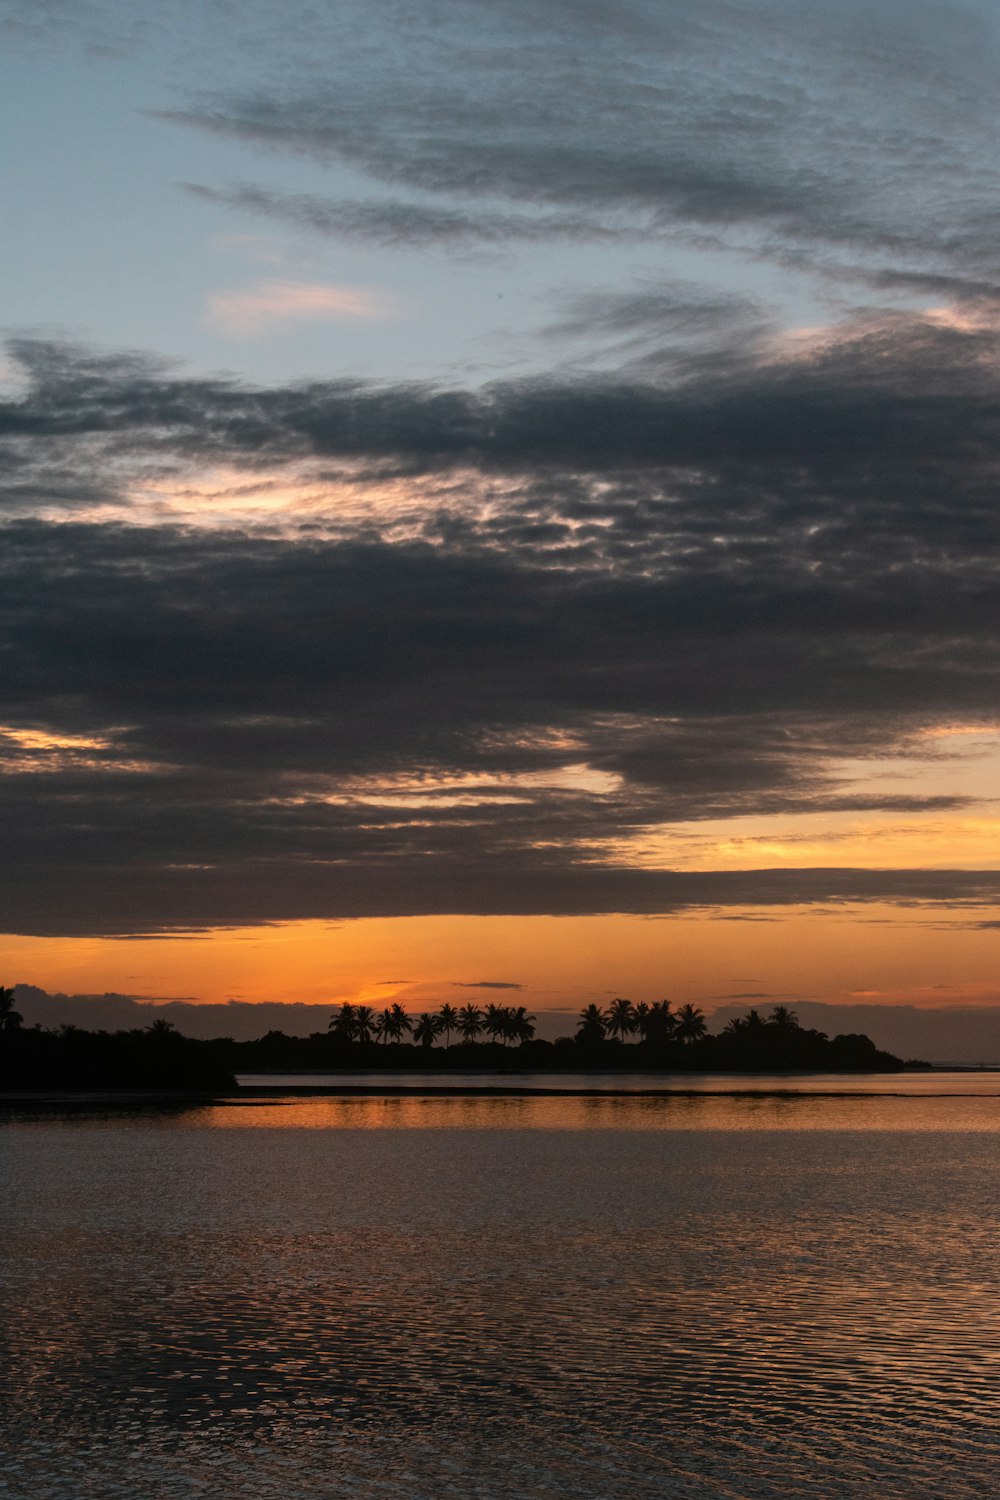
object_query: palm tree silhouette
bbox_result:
[770,1005,799,1034]
[483,1003,508,1043]
[436,1003,459,1048]
[675,1003,707,1043]
[328,1003,358,1043]
[386,1008,410,1044]
[497,1006,518,1045]
[375,1007,394,1045]
[353,1005,375,1044]
[643,999,675,1045]
[606,997,636,1044]
[413,1012,443,1048]
[508,1005,536,1044]
[576,1004,607,1044]
[385,1003,412,1044]
[0,986,23,1033]
[457,1003,484,1042]
[746,1008,766,1031]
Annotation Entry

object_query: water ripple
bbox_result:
[2,1103,999,1496]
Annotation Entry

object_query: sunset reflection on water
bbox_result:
[4,1089,1000,1498]
[203,1076,1000,1133]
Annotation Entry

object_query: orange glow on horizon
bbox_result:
[2,907,998,1023]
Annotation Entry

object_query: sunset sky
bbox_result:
[2,0,1000,1040]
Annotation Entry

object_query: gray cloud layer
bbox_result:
[3,2,1000,936]
[2,315,1000,932]
[183,182,648,247]
[159,0,1000,301]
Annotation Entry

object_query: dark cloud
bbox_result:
[183,182,647,247]
[3,5,998,946]
[710,993,779,1001]
[7,863,1000,940]
[542,284,775,376]
[544,285,767,340]
[2,315,1000,934]
[8,308,1000,472]
[453,981,524,990]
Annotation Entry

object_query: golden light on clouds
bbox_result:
[86,460,522,535]
[615,812,1000,873]
[304,763,623,809]
[585,725,1000,873]
[0,727,111,753]
[0,725,157,775]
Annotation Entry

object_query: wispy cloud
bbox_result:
[453,981,524,990]
[205,279,394,337]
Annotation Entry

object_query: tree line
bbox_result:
[328,1000,537,1047]
[314,997,919,1073]
[326,997,711,1048]
[1,983,924,1088]
[0,987,235,1092]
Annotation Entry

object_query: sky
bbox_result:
[2,0,1000,1050]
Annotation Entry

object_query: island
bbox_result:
[0,987,927,1093]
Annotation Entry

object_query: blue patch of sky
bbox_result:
[0,9,840,390]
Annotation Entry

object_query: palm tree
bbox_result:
[413,1012,443,1048]
[375,1007,394,1045]
[643,999,676,1046]
[498,1006,519,1045]
[353,1005,375,1044]
[576,1003,607,1044]
[0,986,23,1033]
[384,1003,412,1045]
[436,1003,459,1048]
[328,1003,358,1043]
[457,1003,484,1043]
[483,1003,508,1044]
[675,1003,707,1043]
[606,997,636,1044]
[147,1017,176,1037]
[508,1005,536,1045]
[770,1005,799,1034]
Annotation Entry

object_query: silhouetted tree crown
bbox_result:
[0,986,23,1034]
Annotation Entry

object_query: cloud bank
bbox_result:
[2,1,1000,939]
[1,319,999,933]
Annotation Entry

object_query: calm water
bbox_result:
[237,1068,1000,1095]
[3,1078,1000,1498]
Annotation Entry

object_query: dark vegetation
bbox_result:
[234,999,922,1074]
[0,988,235,1092]
[0,987,924,1091]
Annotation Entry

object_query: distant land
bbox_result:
[1,990,917,1090]
[11,985,1000,1065]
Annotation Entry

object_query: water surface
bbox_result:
[2,1084,998,1498]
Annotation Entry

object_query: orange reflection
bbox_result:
[195,1090,1000,1133]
